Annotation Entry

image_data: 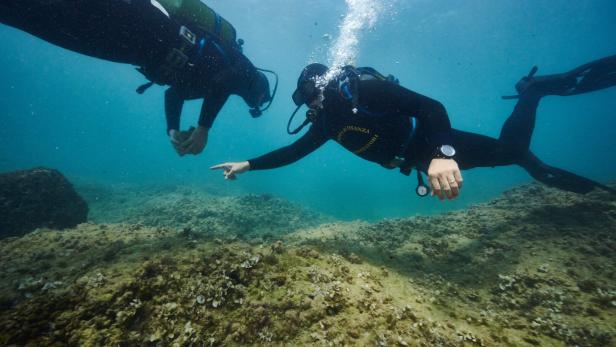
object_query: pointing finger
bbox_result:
[210,164,231,171]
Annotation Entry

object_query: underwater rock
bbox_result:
[84,184,329,239]
[0,182,615,346]
[0,167,88,238]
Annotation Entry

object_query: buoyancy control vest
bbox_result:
[336,67,431,196]
[288,65,430,196]
[335,65,400,114]
[138,1,278,117]
[136,0,243,91]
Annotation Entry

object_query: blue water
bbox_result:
[1,0,615,220]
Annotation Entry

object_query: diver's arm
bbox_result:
[175,92,230,156]
[359,80,453,147]
[248,127,328,170]
[210,128,327,179]
[165,87,185,135]
[178,93,230,156]
[198,91,230,129]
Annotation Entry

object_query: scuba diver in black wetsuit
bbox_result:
[211,55,616,200]
[0,0,277,156]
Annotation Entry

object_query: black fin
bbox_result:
[530,166,615,194]
[503,54,616,99]
[521,153,616,195]
[560,54,616,95]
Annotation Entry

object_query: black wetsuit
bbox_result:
[0,0,261,133]
[249,58,616,195]
[163,38,260,132]
[249,80,452,170]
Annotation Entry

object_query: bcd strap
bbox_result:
[135,26,197,93]
[214,13,222,37]
[347,69,360,113]
[136,81,154,94]
[338,66,399,113]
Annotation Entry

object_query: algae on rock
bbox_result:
[0,183,614,346]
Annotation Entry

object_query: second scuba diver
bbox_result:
[212,55,616,200]
[0,0,277,156]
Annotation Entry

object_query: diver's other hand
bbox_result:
[180,126,209,155]
[210,161,250,180]
[168,129,186,156]
[428,158,463,200]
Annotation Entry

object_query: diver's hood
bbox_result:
[292,63,329,106]
[242,71,271,109]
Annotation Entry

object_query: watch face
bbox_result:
[440,145,456,157]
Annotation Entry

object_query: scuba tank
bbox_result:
[156,0,239,49]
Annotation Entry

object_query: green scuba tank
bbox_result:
[156,0,238,48]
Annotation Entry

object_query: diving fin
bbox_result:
[521,153,616,195]
[560,54,616,96]
[502,66,577,99]
[530,165,615,195]
[502,54,616,99]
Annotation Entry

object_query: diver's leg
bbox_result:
[450,129,615,194]
[61,0,174,65]
[0,0,81,46]
[1,0,117,59]
[498,89,542,151]
[450,129,518,170]
[1,0,172,65]
[492,58,616,194]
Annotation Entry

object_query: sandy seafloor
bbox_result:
[0,182,615,346]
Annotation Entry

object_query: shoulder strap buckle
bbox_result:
[179,26,197,46]
[165,48,189,70]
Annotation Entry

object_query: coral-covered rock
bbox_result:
[83,184,330,238]
[0,182,614,346]
[0,167,88,238]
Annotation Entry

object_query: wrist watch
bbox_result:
[432,145,456,159]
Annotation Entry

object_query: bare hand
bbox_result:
[210,161,250,180]
[180,126,208,155]
[428,158,463,200]
[168,129,186,156]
